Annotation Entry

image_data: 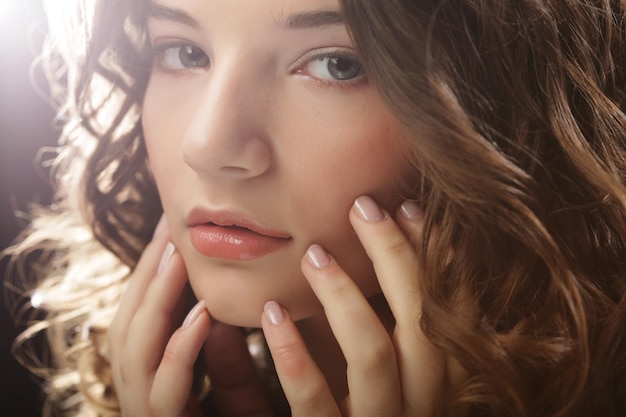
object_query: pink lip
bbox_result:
[187,208,292,260]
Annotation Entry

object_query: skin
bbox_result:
[109,205,446,416]
[141,0,413,327]
[108,0,447,415]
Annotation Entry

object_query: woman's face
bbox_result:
[142,0,413,326]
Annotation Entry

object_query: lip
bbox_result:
[187,208,292,260]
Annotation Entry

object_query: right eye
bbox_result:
[152,44,210,71]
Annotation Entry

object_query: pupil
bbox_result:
[180,46,208,67]
[328,57,361,80]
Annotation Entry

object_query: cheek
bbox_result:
[292,110,410,222]
[288,109,411,296]
[142,84,187,208]
[142,85,166,174]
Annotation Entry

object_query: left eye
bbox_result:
[305,55,364,81]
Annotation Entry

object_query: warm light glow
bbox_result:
[31,291,43,309]
[0,0,15,18]
[43,0,97,55]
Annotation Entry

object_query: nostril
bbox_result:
[180,128,273,180]
[220,166,252,175]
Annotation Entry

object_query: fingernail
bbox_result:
[183,300,207,329]
[400,201,423,220]
[157,242,175,273]
[264,301,285,325]
[354,196,385,222]
[307,244,331,269]
[152,215,168,240]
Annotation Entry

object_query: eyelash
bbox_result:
[292,50,368,91]
[148,41,368,90]
[149,41,210,73]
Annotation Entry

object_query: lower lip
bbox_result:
[189,224,291,260]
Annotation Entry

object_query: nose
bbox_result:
[180,58,272,181]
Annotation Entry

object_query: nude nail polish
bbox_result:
[157,242,175,273]
[264,301,285,325]
[400,201,423,220]
[307,244,331,268]
[183,300,207,329]
[354,196,385,222]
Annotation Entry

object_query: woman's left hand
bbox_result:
[261,196,447,417]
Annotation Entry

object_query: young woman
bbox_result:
[6,0,626,416]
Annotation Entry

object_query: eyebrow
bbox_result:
[146,2,344,31]
[279,11,345,30]
[147,3,201,29]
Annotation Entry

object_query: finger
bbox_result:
[150,300,211,417]
[124,249,188,372]
[395,200,425,251]
[351,196,445,413]
[301,247,402,416]
[203,321,274,417]
[118,250,190,416]
[350,196,423,326]
[262,301,340,417]
[109,215,170,354]
[396,203,469,390]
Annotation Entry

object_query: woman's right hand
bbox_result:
[108,217,210,416]
[108,218,273,417]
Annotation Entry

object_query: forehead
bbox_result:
[146,0,342,18]
[145,0,347,42]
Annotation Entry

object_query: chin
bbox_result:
[185,263,323,327]
[208,305,264,328]
[204,300,321,328]
[197,288,323,328]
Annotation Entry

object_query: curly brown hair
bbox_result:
[342,0,626,415]
[5,0,626,416]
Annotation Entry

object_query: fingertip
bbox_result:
[305,244,332,269]
[263,300,286,326]
[396,201,425,244]
[182,299,209,329]
[398,200,423,222]
[353,195,386,222]
[157,241,176,274]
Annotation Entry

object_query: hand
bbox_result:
[261,196,446,417]
[108,217,274,417]
[108,217,209,417]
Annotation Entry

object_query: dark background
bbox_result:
[1,0,56,415]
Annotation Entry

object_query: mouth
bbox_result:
[187,209,292,260]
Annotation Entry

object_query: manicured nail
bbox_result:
[264,301,285,325]
[307,244,331,268]
[400,201,423,220]
[157,242,175,273]
[152,215,168,240]
[354,196,385,222]
[183,300,207,329]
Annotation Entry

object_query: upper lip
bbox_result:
[187,207,292,239]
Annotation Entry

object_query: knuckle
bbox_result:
[161,343,190,371]
[160,345,179,367]
[160,331,194,370]
[360,339,396,375]
[326,274,355,299]
[383,233,410,258]
[273,340,308,379]
[294,380,329,412]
